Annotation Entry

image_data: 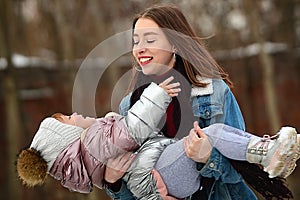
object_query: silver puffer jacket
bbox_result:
[48,83,172,193]
[123,136,177,200]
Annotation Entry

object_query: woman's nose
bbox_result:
[133,42,147,54]
[137,47,146,54]
[133,46,146,56]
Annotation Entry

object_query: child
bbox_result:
[17,77,299,199]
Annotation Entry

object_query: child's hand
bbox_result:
[159,76,181,97]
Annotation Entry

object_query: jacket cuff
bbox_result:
[196,147,220,176]
[142,82,171,109]
[105,180,133,199]
[197,148,244,184]
[104,179,122,192]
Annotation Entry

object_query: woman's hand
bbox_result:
[104,152,136,184]
[184,121,212,163]
[159,76,181,97]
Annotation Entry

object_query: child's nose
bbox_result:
[71,112,78,116]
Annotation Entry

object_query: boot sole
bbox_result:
[264,127,298,178]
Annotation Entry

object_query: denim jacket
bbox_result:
[106,78,257,200]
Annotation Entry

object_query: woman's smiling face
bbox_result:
[132,18,175,76]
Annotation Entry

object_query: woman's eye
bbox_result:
[132,39,155,46]
[146,39,155,43]
[69,116,71,119]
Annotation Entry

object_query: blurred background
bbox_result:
[0,0,299,199]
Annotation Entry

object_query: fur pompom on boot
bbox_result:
[17,148,48,187]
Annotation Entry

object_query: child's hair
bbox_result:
[51,113,64,122]
[17,148,48,187]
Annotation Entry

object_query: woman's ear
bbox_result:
[172,46,177,53]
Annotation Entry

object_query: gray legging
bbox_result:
[155,123,254,198]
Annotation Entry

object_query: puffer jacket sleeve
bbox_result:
[124,82,172,145]
[122,136,177,200]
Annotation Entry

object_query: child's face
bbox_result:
[59,113,96,129]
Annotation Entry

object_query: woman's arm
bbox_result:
[184,121,212,163]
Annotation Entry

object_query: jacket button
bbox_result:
[205,110,210,117]
[209,162,215,168]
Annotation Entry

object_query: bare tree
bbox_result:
[87,0,125,115]
[244,0,280,132]
[0,0,22,199]
[38,0,77,113]
[53,0,75,60]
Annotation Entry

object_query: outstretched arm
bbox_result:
[124,76,181,145]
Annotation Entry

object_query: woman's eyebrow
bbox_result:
[133,31,159,37]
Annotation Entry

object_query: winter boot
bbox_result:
[246,127,298,178]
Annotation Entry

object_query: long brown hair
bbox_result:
[129,4,292,199]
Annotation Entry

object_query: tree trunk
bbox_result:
[53,0,74,60]
[86,0,120,115]
[0,0,22,199]
[244,0,280,132]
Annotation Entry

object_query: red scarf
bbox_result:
[150,70,178,138]
[165,101,177,138]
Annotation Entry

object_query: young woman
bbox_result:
[104,4,297,200]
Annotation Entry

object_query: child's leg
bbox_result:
[202,123,251,160]
[155,130,300,198]
[202,123,300,178]
[155,139,200,199]
[123,137,179,199]
[155,138,254,199]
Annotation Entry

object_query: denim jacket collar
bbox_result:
[191,76,213,97]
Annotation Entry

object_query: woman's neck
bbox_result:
[149,68,174,83]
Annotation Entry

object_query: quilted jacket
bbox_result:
[48,83,172,193]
